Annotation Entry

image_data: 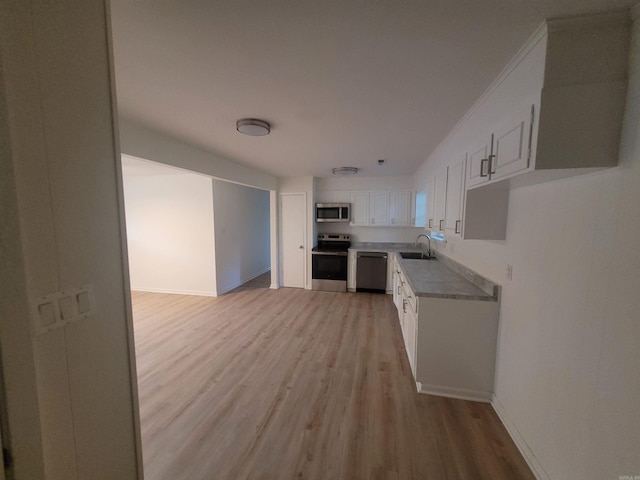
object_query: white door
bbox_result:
[280,193,306,288]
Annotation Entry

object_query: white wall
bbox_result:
[414,12,640,480]
[212,179,271,294]
[0,1,140,478]
[123,160,216,296]
[315,175,423,243]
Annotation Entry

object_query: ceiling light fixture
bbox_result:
[332,167,359,176]
[236,118,271,136]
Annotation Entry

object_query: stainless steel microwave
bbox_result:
[315,203,350,223]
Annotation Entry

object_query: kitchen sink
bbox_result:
[399,252,436,260]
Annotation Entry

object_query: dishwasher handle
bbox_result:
[357,252,388,259]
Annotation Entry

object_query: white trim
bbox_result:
[491,394,550,480]
[130,287,217,297]
[418,383,493,403]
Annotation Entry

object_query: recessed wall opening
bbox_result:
[120,154,274,474]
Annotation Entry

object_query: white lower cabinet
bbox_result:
[395,261,499,401]
[347,250,357,292]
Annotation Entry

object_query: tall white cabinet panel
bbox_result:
[444,158,466,237]
[350,191,370,226]
[370,192,389,225]
[389,190,411,226]
[424,175,435,230]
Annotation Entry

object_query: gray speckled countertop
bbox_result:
[349,242,423,253]
[349,243,499,302]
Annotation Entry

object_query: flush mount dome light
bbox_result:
[332,167,359,175]
[236,118,271,136]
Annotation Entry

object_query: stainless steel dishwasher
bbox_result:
[356,252,388,293]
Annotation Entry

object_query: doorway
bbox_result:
[120,155,275,478]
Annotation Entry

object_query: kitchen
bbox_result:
[2,2,640,480]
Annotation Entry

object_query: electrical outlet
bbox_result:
[506,264,513,281]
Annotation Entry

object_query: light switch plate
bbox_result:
[31,284,95,336]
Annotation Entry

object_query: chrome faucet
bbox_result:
[415,234,433,257]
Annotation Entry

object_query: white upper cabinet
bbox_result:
[466,103,534,188]
[389,190,412,226]
[432,169,447,234]
[350,190,413,227]
[370,192,389,225]
[444,157,466,237]
[466,134,492,188]
[463,15,629,193]
[491,103,533,181]
[350,191,371,226]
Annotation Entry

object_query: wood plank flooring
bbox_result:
[132,288,535,480]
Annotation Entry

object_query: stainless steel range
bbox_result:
[311,233,351,292]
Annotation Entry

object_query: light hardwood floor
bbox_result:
[132,288,535,480]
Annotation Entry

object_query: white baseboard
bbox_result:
[491,394,550,480]
[130,286,217,297]
[418,383,493,403]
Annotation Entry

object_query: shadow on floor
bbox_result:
[228,271,271,293]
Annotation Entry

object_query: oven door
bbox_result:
[311,251,348,292]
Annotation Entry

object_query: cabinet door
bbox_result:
[444,157,466,237]
[389,190,411,226]
[350,192,370,226]
[404,304,417,377]
[431,169,447,234]
[392,260,400,308]
[423,175,435,230]
[490,103,533,181]
[467,134,492,188]
[370,192,389,226]
[347,250,357,290]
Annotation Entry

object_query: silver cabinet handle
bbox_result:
[489,154,496,175]
[455,220,461,234]
[397,285,401,295]
[403,299,407,313]
[439,219,444,231]
[428,218,433,228]
[480,158,489,177]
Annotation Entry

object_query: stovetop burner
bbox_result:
[312,233,351,253]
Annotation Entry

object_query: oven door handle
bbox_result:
[311,251,348,256]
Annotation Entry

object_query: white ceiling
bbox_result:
[110,0,635,178]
